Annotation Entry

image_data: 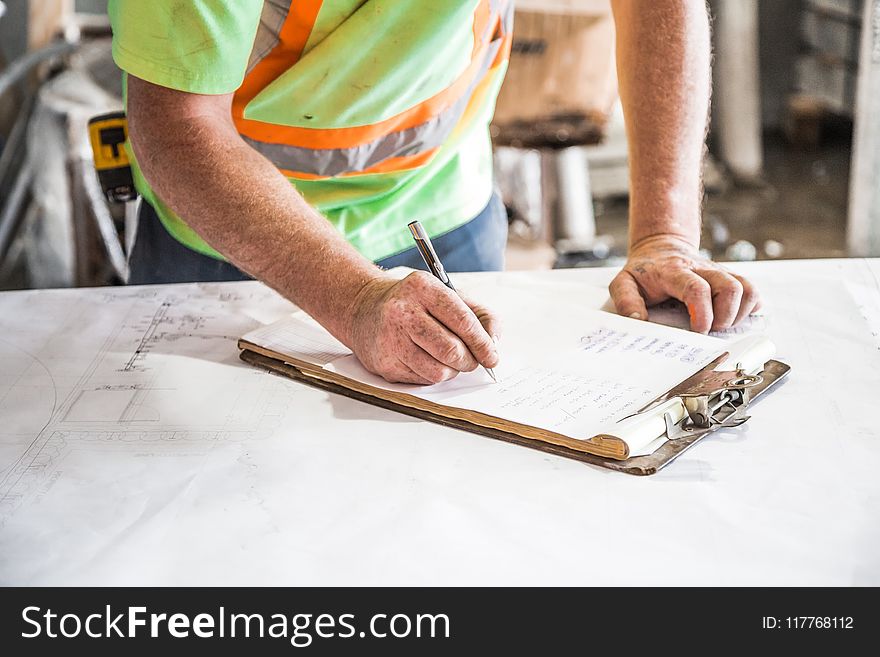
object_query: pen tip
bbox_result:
[486,367,498,383]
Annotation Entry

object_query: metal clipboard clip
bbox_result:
[637,352,765,441]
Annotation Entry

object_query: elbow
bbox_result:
[125,76,236,184]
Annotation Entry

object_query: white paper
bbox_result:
[846,281,880,353]
[2,264,879,587]
[317,279,729,446]
[245,312,352,366]
[647,298,768,339]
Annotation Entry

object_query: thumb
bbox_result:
[609,270,649,320]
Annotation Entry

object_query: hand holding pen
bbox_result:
[408,220,498,383]
[345,233,501,385]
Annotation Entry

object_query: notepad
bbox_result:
[239,277,777,460]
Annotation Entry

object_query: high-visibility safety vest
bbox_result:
[109,0,513,262]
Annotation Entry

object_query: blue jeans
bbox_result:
[375,193,508,272]
[129,193,508,285]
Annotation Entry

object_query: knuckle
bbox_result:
[427,365,454,384]
[682,277,710,300]
[465,331,491,355]
[439,341,466,365]
[407,271,432,290]
[469,303,489,321]
[450,317,478,341]
[669,255,691,270]
[610,271,635,294]
[740,285,758,306]
[450,304,473,327]
[721,277,744,298]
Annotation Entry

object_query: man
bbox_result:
[109,0,759,385]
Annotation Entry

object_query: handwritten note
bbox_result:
[247,277,740,445]
[326,296,725,442]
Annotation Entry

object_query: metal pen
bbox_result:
[408,220,498,383]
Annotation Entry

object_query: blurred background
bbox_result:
[0,0,877,290]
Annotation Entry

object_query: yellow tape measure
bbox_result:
[88,112,137,203]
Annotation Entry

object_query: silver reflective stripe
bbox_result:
[244,37,504,177]
[500,0,514,35]
[487,0,505,34]
[486,0,514,39]
[246,0,293,75]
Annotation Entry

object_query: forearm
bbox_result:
[611,0,711,248]
[129,112,385,346]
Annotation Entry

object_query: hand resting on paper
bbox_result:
[348,271,501,385]
[609,235,762,334]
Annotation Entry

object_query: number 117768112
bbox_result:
[762,617,854,630]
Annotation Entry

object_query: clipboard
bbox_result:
[239,347,791,476]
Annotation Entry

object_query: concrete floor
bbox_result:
[506,130,852,269]
[701,132,851,260]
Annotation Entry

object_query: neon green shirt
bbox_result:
[108,0,511,261]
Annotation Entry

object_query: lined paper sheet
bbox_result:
[244,313,351,366]
[327,310,724,443]
[322,278,732,444]
[242,276,777,451]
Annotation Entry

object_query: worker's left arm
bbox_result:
[608,0,761,332]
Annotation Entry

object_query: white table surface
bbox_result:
[1,258,878,585]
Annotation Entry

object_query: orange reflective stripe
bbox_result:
[472,0,492,50]
[279,147,441,181]
[492,31,512,67]
[449,59,507,146]
[235,0,498,150]
[242,21,509,177]
[236,36,498,149]
[232,0,323,123]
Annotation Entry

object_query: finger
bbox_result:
[415,280,499,368]
[663,270,714,334]
[696,268,743,331]
[608,270,649,320]
[402,341,459,384]
[732,274,762,325]
[385,358,434,385]
[460,294,502,343]
[408,314,479,372]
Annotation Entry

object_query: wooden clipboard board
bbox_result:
[240,348,791,476]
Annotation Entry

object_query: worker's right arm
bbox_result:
[126,77,499,384]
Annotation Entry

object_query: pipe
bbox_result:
[0,40,78,101]
[0,161,32,262]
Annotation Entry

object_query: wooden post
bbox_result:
[848,0,880,257]
[713,0,764,181]
[28,0,74,50]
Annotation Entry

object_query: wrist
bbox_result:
[627,188,702,251]
[334,268,394,346]
[272,256,391,348]
[629,232,700,253]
